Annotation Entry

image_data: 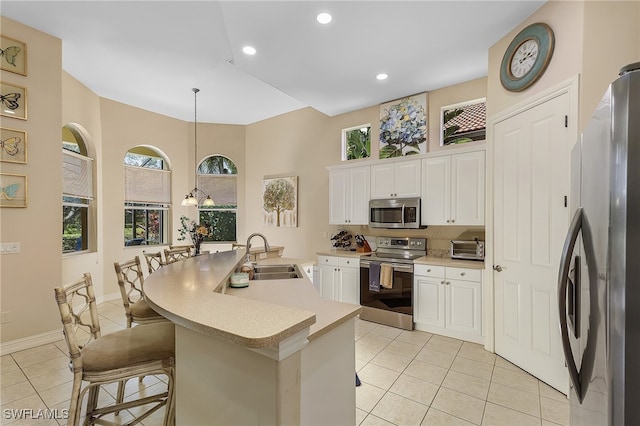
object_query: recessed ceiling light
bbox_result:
[316,12,332,24]
[242,46,256,55]
[376,73,388,81]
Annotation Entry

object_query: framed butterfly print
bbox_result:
[0,173,27,208]
[0,36,27,76]
[0,127,27,164]
[0,81,27,120]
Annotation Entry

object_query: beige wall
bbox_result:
[0,17,62,342]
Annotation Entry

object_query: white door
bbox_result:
[421,156,450,225]
[394,159,421,198]
[348,166,370,225]
[338,266,359,305]
[451,151,485,226]
[414,276,445,327]
[493,93,570,393]
[328,169,347,224]
[319,264,337,300]
[370,163,395,198]
[446,279,481,336]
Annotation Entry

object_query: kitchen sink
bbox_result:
[250,264,303,280]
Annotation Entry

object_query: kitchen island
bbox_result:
[144,249,361,425]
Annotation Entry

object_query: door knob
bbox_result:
[493,265,503,272]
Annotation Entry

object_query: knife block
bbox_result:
[356,240,372,253]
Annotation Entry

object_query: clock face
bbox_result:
[510,39,539,79]
[500,23,555,92]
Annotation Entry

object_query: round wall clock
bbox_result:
[500,23,555,92]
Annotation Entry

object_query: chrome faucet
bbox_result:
[246,233,270,260]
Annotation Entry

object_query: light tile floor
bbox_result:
[354,319,570,426]
[1,300,569,426]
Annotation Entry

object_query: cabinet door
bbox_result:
[421,156,451,225]
[394,159,421,197]
[445,279,481,336]
[348,166,370,225]
[451,151,485,226]
[414,276,445,327]
[318,264,337,300]
[328,169,347,224]
[338,266,360,305]
[370,163,396,198]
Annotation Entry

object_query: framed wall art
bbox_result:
[262,176,298,227]
[0,81,27,120]
[0,127,27,164]
[0,173,27,208]
[0,35,27,76]
[440,98,486,146]
[379,92,427,158]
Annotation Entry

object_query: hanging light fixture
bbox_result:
[182,88,215,207]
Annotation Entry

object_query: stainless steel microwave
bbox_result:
[369,198,421,229]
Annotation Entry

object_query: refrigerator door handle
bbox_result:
[558,207,584,402]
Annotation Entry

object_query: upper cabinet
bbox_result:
[329,165,370,225]
[422,150,485,226]
[370,159,421,199]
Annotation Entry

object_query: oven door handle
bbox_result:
[360,260,413,273]
[401,204,405,227]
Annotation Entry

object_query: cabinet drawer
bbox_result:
[338,257,358,268]
[318,255,339,267]
[445,267,481,282]
[415,264,445,278]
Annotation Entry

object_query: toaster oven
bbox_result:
[450,240,485,260]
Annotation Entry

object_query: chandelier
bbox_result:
[181,88,215,207]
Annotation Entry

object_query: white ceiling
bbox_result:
[2,1,545,125]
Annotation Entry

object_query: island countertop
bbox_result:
[143,249,360,349]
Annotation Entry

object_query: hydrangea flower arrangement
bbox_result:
[379,97,427,158]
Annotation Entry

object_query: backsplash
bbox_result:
[335,225,485,257]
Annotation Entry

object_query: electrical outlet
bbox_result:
[1,311,11,323]
[0,242,20,254]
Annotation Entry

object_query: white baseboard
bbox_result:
[1,292,124,356]
[0,329,63,356]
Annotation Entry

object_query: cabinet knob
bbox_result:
[446,281,450,285]
[451,219,455,223]
[440,280,445,285]
[427,268,431,272]
[346,260,350,264]
[446,220,450,223]
[460,272,466,276]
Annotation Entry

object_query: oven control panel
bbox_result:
[376,237,426,250]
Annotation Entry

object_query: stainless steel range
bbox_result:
[359,237,426,330]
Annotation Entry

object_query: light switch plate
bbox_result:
[0,242,20,254]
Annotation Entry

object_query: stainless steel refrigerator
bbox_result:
[558,62,640,425]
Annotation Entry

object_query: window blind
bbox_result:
[63,150,94,199]
[124,165,171,204]
[197,174,237,206]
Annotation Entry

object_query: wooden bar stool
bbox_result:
[164,246,192,264]
[114,257,167,327]
[54,273,175,425]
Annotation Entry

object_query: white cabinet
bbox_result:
[329,165,370,225]
[421,150,485,226]
[414,264,483,343]
[370,159,421,199]
[317,255,360,305]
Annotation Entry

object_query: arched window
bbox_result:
[62,124,94,253]
[123,146,170,246]
[197,155,237,242]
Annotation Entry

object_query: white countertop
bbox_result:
[144,250,360,348]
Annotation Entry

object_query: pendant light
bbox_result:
[181,88,215,207]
